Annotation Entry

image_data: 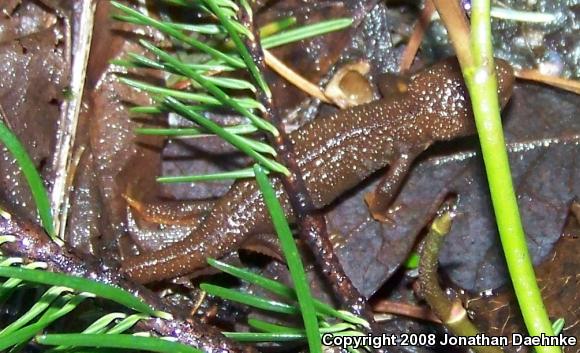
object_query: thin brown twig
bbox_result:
[515,69,580,95]
[430,0,473,69]
[373,299,441,323]
[264,49,331,103]
[399,0,435,72]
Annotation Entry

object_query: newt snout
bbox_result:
[122,58,515,283]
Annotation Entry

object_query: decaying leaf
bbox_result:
[0,3,68,224]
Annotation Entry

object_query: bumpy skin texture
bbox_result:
[122,58,515,284]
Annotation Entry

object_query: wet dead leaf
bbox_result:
[0,4,67,223]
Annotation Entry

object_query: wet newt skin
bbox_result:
[122,58,515,284]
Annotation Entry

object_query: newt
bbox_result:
[122,57,515,283]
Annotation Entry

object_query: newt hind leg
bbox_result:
[123,194,215,227]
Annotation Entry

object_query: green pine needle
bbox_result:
[249,318,355,335]
[36,334,202,353]
[0,257,22,266]
[118,77,263,110]
[253,164,322,353]
[134,124,258,137]
[106,314,149,334]
[190,75,257,92]
[0,266,160,318]
[262,18,353,49]
[157,167,259,183]
[119,53,256,91]
[163,97,289,175]
[238,135,277,156]
[552,318,565,335]
[0,235,16,245]
[113,57,234,73]
[129,103,255,115]
[81,313,128,334]
[43,312,130,352]
[111,2,245,68]
[115,16,223,34]
[138,40,277,135]
[0,120,56,241]
[223,332,305,342]
[201,283,299,315]
[259,17,297,38]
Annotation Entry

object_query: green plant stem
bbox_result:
[253,164,322,353]
[465,1,558,353]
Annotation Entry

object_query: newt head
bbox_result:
[408,57,514,142]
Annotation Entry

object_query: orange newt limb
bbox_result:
[122,58,515,284]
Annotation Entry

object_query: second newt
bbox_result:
[122,58,515,283]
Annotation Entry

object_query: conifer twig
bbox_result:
[399,0,435,71]
[234,2,379,340]
[0,214,254,353]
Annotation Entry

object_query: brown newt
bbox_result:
[122,57,515,283]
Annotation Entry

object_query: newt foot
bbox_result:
[364,191,396,225]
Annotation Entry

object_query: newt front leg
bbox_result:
[364,146,426,222]
[364,153,413,223]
